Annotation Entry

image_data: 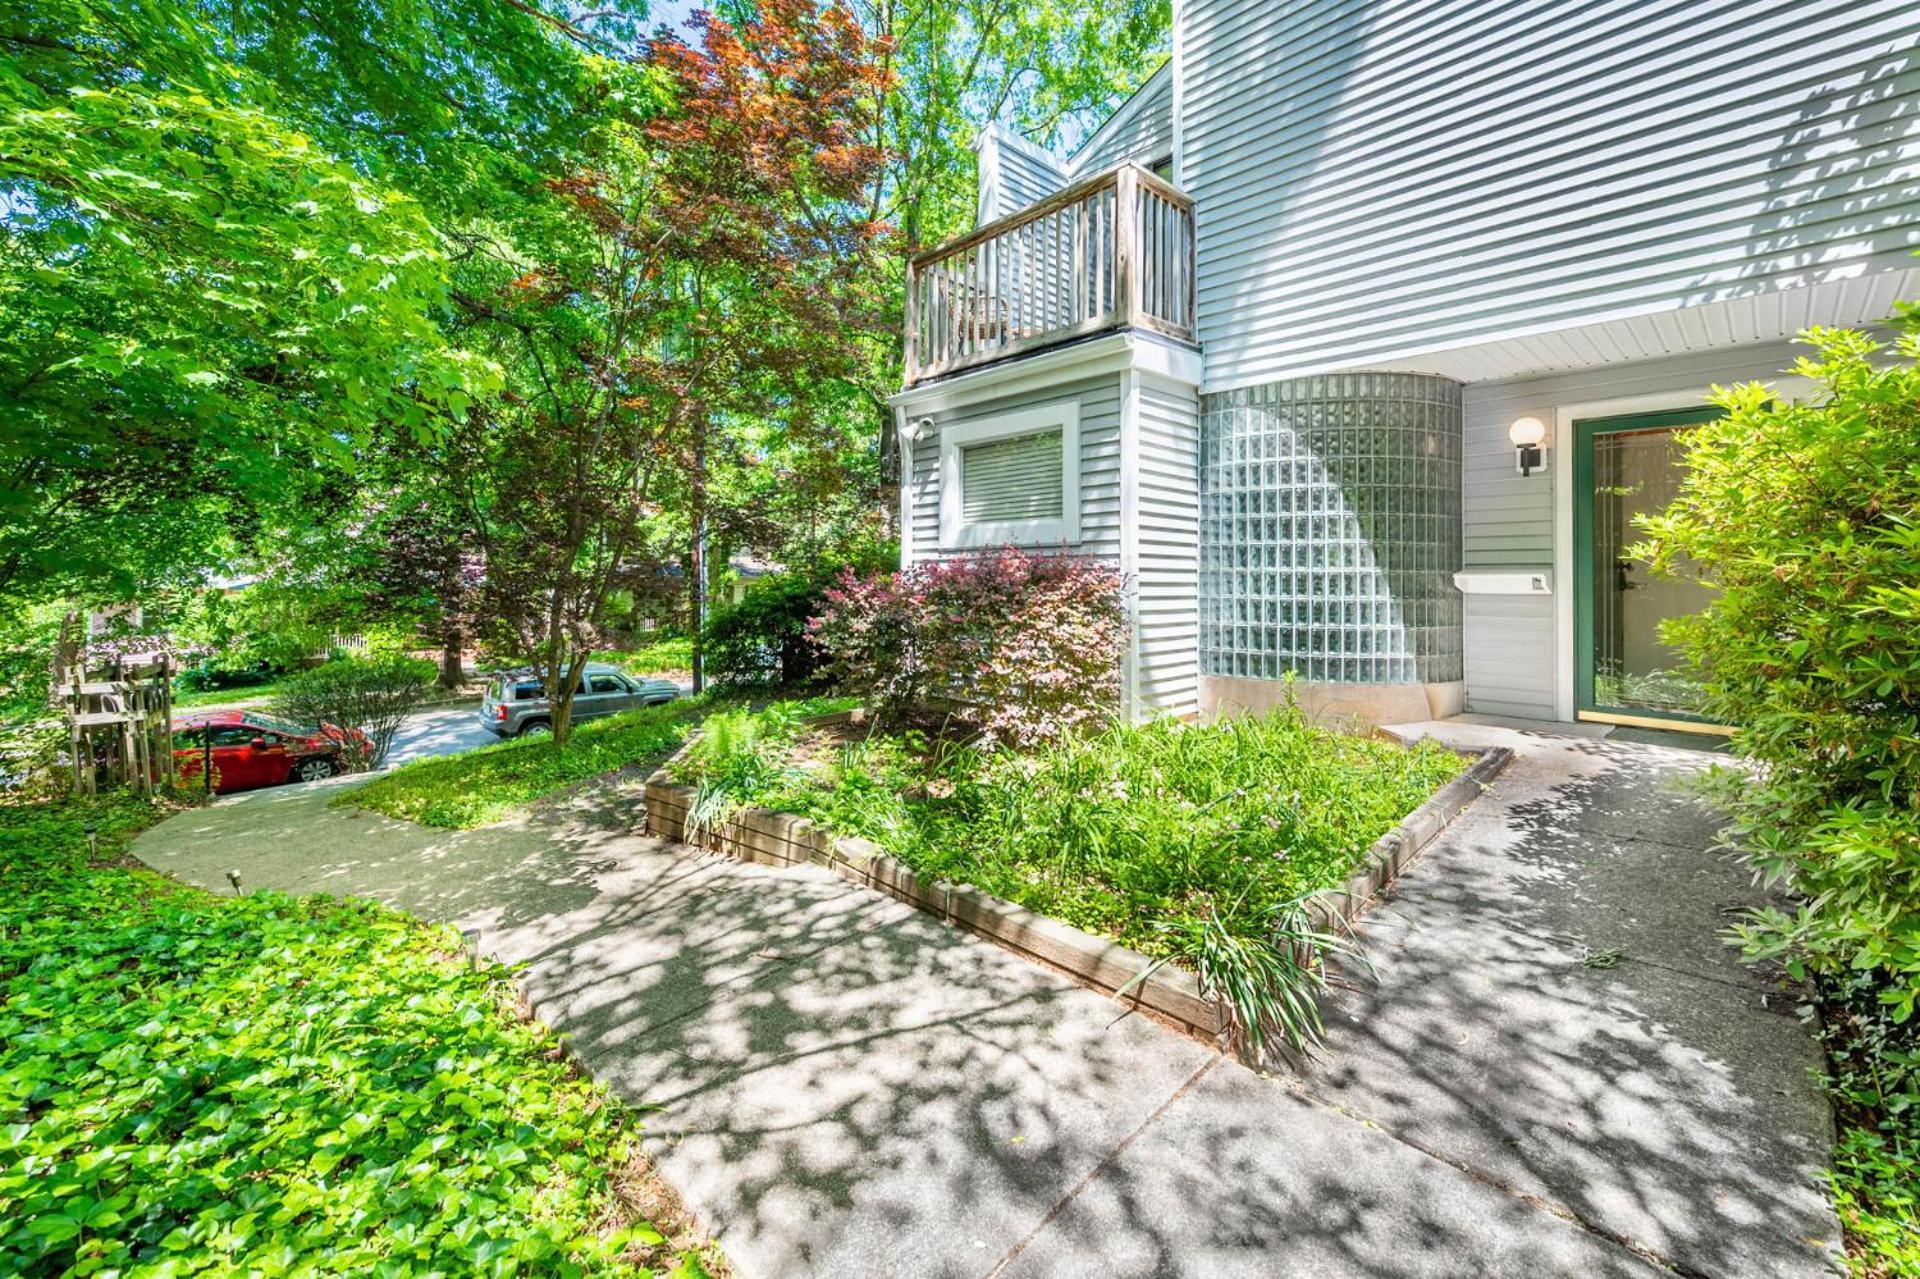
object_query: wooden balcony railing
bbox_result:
[904,162,1195,385]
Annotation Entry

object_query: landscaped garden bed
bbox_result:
[0,790,724,1277]
[648,699,1502,1057]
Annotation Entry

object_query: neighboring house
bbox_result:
[891,0,1920,734]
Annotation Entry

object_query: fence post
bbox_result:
[1114,165,1139,330]
[903,256,920,384]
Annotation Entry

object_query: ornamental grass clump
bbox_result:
[671,698,1462,1057]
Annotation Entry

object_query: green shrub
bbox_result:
[596,635,694,677]
[1638,315,1920,1273]
[703,551,892,690]
[174,662,283,695]
[0,793,704,1277]
[702,576,827,688]
[675,699,1462,1056]
[272,655,437,768]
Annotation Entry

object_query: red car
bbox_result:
[171,712,367,794]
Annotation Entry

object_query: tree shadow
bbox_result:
[1284,731,1840,1278]
[130,731,1841,1278]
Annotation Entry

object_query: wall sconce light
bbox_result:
[1509,416,1547,476]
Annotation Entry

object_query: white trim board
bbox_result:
[938,403,1082,551]
[1547,376,1815,720]
[1118,368,1143,717]
[891,332,1203,417]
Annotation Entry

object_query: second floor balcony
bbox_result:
[904,162,1195,385]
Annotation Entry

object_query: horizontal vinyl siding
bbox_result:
[1464,596,1558,720]
[1181,0,1920,391]
[1134,378,1201,718]
[976,128,1069,225]
[907,376,1124,565]
[1070,63,1175,176]
[1459,340,1808,718]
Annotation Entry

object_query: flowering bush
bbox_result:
[810,548,1128,748]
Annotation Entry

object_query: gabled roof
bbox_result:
[1064,59,1173,179]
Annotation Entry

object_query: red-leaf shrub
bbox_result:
[809,548,1128,748]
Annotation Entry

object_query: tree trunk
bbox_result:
[437,557,468,689]
[689,432,708,695]
[438,620,465,690]
[547,645,581,746]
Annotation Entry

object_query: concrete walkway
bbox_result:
[132,725,1841,1279]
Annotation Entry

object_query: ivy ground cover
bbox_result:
[673,701,1464,1052]
[0,793,718,1278]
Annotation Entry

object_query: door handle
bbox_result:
[1614,559,1641,592]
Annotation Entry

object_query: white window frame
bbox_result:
[939,403,1081,549]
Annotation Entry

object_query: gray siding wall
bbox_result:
[1180,0,1920,393]
[975,126,1069,226]
[1134,377,1201,718]
[906,376,1123,565]
[1070,62,1174,176]
[903,369,1201,719]
[1461,340,1807,719]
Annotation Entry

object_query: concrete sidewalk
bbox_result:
[133,726,1840,1279]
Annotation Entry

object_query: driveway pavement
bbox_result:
[131,723,1841,1279]
[384,703,498,765]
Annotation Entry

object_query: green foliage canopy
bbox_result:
[0,5,506,600]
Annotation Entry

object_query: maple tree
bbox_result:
[453,0,892,739]
[0,0,646,604]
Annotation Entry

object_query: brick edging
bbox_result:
[643,718,1510,1047]
[1303,745,1512,929]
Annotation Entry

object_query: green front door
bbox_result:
[1572,407,1729,734]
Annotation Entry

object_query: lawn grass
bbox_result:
[344,697,713,829]
[595,637,694,677]
[0,791,721,1277]
[672,700,1464,1052]
[169,675,296,709]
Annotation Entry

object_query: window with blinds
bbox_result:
[960,429,1064,525]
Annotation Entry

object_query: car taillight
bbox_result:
[495,704,508,720]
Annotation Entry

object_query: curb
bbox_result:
[644,720,1511,1047]
[1305,745,1513,929]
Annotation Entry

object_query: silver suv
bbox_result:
[479,663,680,738]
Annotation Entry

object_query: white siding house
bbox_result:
[973,125,1068,226]
[896,0,1920,732]
[1069,61,1174,175]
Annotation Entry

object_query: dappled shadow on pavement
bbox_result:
[1290,729,1840,1279]
[130,728,1839,1279]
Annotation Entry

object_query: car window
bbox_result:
[588,675,624,695]
[248,714,309,736]
[514,683,543,701]
[208,726,256,748]
[171,728,204,749]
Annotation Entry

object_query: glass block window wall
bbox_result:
[1198,372,1464,685]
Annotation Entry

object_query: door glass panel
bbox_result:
[1589,427,1714,715]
